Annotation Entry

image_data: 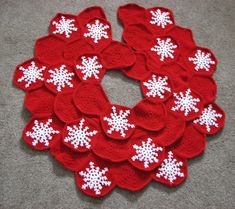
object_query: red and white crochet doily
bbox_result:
[14,4,225,197]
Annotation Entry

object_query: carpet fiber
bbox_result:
[0,0,235,208]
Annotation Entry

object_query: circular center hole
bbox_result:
[102,70,143,107]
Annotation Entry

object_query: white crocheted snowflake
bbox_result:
[132,138,163,168]
[46,65,74,92]
[79,162,111,195]
[64,119,98,149]
[194,104,222,132]
[52,16,78,38]
[17,61,45,88]
[83,19,110,43]
[171,88,200,116]
[76,56,103,80]
[156,151,184,183]
[151,38,177,61]
[188,50,215,72]
[103,106,135,138]
[143,74,171,99]
[26,119,59,146]
[150,9,173,28]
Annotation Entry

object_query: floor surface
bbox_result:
[0,0,235,208]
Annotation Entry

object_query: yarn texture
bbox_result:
[13,4,225,197]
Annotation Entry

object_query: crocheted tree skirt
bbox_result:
[13,4,225,197]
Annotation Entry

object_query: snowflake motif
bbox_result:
[150,9,173,28]
[64,119,98,149]
[194,104,222,132]
[46,65,74,92]
[17,61,45,88]
[131,138,163,168]
[143,74,171,99]
[79,162,111,195]
[103,106,135,138]
[83,19,110,43]
[188,50,215,72]
[76,56,103,80]
[156,151,184,183]
[26,119,59,146]
[151,38,177,61]
[52,16,78,38]
[171,88,200,116]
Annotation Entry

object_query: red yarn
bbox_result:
[14,5,225,197]
[73,82,109,116]
[54,92,82,123]
[24,87,55,116]
[35,35,65,64]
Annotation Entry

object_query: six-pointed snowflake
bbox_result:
[156,151,184,183]
[171,88,200,116]
[103,106,135,137]
[143,74,171,99]
[52,16,78,38]
[151,38,177,61]
[64,119,98,149]
[79,161,111,195]
[150,9,173,28]
[46,64,74,92]
[194,104,222,132]
[83,19,110,43]
[17,61,45,88]
[26,119,59,146]
[188,50,215,72]
[76,56,103,80]
[132,138,163,168]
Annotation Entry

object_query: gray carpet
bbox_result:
[0,0,235,208]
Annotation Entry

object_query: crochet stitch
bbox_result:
[84,19,110,43]
[76,56,103,80]
[17,61,45,88]
[131,138,163,168]
[103,106,135,138]
[151,37,178,61]
[13,4,225,198]
[143,74,171,99]
[63,119,98,149]
[26,119,59,147]
[79,162,111,195]
[52,16,78,38]
[149,9,173,28]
